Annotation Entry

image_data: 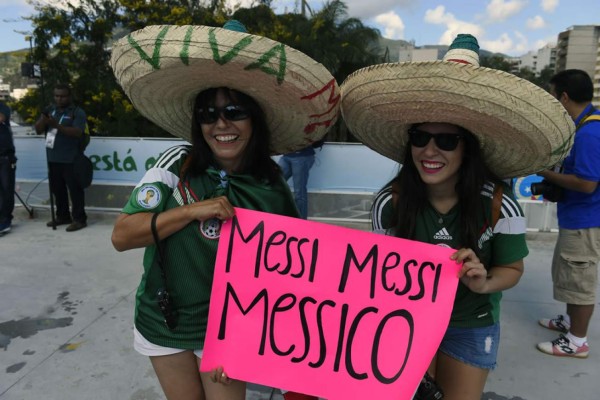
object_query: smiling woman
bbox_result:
[342,33,574,400]
[108,20,339,400]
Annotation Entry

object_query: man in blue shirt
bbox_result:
[0,100,16,234]
[537,70,600,358]
[34,83,88,232]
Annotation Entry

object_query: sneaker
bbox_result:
[0,222,11,234]
[539,314,570,333]
[537,334,589,358]
[47,218,72,227]
[66,221,87,232]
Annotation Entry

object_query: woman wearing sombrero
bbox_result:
[110,21,339,399]
[341,34,574,399]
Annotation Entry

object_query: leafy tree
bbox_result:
[533,66,555,92]
[515,66,536,82]
[480,55,513,72]
[15,0,383,141]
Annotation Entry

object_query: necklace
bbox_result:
[434,210,445,225]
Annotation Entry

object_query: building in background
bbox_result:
[398,45,446,62]
[516,45,556,76]
[555,25,600,104]
[537,44,557,73]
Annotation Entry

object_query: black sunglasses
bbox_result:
[196,105,250,124]
[408,128,463,151]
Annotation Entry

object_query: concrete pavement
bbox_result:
[1,208,598,400]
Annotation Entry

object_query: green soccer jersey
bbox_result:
[122,145,299,349]
[371,181,529,328]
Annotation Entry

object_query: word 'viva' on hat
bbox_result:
[340,33,575,178]
[110,21,341,154]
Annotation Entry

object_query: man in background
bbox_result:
[35,83,88,232]
[0,100,16,234]
[278,140,323,219]
[537,69,600,358]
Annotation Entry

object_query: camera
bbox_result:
[414,372,444,400]
[156,287,178,330]
[530,180,563,202]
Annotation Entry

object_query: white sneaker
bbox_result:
[538,314,570,333]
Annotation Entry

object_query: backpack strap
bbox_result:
[491,183,504,228]
[576,106,600,130]
[580,114,600,127]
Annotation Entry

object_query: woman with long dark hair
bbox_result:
[341,34,574,399]
[110,21,339,400]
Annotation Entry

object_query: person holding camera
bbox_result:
[0,100,16,234]
[34,83,88,232]
[537,69,600,359]
[110,21,338,400]
[342,34,573,399]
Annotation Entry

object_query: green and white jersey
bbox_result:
[122,145,299,349]
[371,181,529,328]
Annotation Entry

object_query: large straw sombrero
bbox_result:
[110,21,340,154]
[340,34,575,178]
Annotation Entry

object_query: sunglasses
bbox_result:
[408,128,463,151]
[196,105,250,124]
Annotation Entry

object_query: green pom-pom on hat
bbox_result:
[222,19,248,33]
[443,33,480,66]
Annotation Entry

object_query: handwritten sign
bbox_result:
[201,208,459,400]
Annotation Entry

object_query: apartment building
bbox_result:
[555,25,600,104]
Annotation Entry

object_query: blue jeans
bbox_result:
[0,154,16,224]
[278,154,315,219]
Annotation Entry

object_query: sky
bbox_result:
[0,0,598,56]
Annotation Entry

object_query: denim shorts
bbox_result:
[438,323,500,370]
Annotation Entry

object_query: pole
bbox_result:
[28,35,56,229]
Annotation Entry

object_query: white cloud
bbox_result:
[485,0,527,22]
[526,15,546,29]
[424,6,485,45]
[424,5,452,24]
[480,33,514,53]
[512,31,529,53]
[374,11,405,39]
[535,35,557,48]
[344,0,413,20]
[541,0,559,12]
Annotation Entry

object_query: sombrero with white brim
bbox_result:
[110,21,339,154]
[340,34,574,178]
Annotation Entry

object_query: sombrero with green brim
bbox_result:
[340,34,575,178]
[110,21,339,154]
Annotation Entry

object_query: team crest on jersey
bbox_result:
[137,184,161,209]
[200,217,222,239]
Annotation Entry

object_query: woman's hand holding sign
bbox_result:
[452,248,489,294]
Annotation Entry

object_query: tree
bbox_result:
[15,0,382,141]
[480,54,513,72]
[15,0,130,136]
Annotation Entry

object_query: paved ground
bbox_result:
[1,207,598,400]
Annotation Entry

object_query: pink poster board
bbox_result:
[201,208,459,400]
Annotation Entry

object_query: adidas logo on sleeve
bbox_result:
[433,228,453,240]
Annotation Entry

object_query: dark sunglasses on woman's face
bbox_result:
[408,128,463,151]
[196,105,250,124]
